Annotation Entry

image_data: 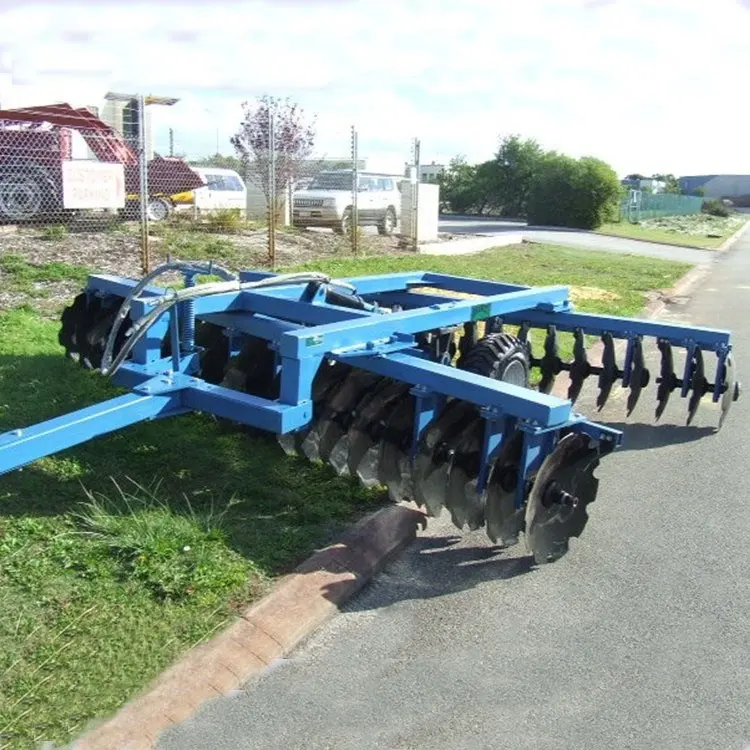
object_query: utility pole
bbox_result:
[169,128,174,157]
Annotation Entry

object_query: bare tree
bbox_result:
[230,95,317,219]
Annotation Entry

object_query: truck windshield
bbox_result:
[309,173,354,190]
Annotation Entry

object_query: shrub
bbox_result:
[701,198,731,218]
[205,208,246,233]
[527,153,621,230]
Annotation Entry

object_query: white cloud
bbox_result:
[1,0,750,175]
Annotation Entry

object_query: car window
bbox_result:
[224,175,244,191]
[204,173,224,190]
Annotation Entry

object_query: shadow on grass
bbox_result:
[0,353,388,576]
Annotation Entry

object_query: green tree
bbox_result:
[491,134,544,217]
[527,153,621,229]
[437,156,481,214]
[652,173,681,194]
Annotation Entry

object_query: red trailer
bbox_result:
[0,103,205,223]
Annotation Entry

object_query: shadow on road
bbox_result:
[325,533,536,612]
[603,421,715,451]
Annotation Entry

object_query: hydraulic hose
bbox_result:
[101,270,356,377]
[101,260,237,374]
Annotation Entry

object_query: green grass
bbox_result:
[0,255,89,299]
[285,243,691,318]
[0,242,691,748]
[598,212,747,249]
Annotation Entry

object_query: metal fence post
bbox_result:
[351,125,359,254]
[412,137,420,252]
[137,93,150,275]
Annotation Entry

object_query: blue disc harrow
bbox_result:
[0,261,741,563]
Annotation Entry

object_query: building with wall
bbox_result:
[678,175,750,204]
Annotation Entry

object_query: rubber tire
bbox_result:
[459,333,531,388]
[333,208,353,235]
[147,197,173,222]
[377,207,397,236]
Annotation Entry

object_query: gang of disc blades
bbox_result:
[524,433,600,565]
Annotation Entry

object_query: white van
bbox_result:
[171,167,247,215]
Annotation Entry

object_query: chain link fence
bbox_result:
[0,94,431,275]
[620,191,703,223]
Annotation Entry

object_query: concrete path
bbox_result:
[159,238,750,750]
[438,216,715,264]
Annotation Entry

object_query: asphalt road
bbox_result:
[159,238,750,750]
[438,215,716,264]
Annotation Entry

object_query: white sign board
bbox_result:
[61,161,126,210]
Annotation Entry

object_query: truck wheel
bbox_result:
[0,173,44,222]
[146,197,173,222]
[334,208,353,235]
[377,207,397,236]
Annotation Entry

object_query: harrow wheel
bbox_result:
[524,433,601,564]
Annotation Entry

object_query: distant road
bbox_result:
[438,215,715,264]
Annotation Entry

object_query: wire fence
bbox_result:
[0,94,434,275]
[619,192,703,223]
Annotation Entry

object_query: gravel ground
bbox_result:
[0,221,465,314]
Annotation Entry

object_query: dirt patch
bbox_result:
[569,286,620,303]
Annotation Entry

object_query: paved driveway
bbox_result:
[159,238,749,750]
[438,215,716,264]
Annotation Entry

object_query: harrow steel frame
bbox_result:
[0,266,739,562]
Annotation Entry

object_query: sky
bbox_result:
[1,0,750,177]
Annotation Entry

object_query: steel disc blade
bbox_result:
[485,432,524,545]
[525,433,600,565]
[377,396,415,502]
[327,433,352,476]
[538,325,559,393]
[568,328,589,403]
[655,340,674,421]
[719,353,736,429]
[687,348,705,426]
[277,432,303,456]
[58,294,87,359]
[354,443,383,488]
[444,418,484,530]
[596,333,618,410]
[626,337,649,416]
[378,441,411,501]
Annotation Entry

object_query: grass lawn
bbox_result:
[0,242,690,748]
[597,212,747,249]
